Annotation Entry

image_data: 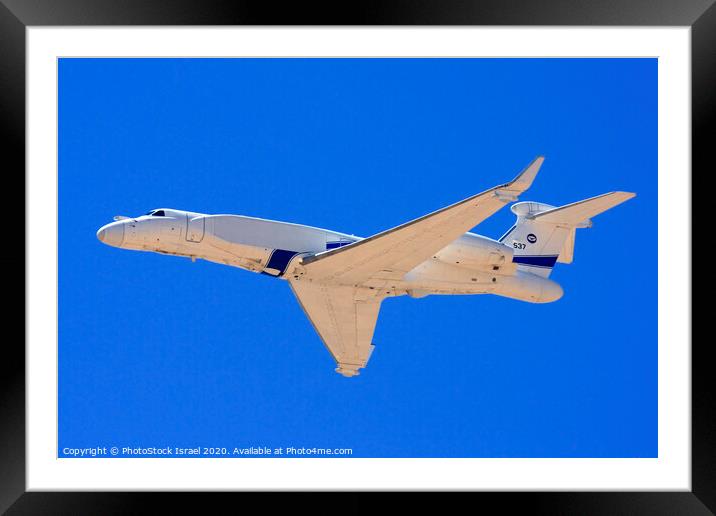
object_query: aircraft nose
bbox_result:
[97,222,125,247]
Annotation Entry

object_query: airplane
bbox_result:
[96,157,635,377]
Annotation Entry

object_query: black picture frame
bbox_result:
[2,1,706,513]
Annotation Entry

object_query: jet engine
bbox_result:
[434,234,514,272]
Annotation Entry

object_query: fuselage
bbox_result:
[97,208,563,303]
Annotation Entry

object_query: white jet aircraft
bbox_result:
[97,157,634,377]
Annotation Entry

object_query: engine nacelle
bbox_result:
[435,234,514,272]
[492,271,564,303]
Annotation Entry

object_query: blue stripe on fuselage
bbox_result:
[326,241,353,250]
[262,249,300,277]
[512,255,559,268]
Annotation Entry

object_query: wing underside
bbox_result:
[300,156,544,286]
[288,280,382,377]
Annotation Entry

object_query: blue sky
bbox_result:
[59,58,656,458]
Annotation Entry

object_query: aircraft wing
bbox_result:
[288,280,382,377]
[300,156,544,286]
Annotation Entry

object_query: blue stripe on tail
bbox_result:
[512,255,559,268]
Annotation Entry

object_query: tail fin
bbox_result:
[499,191,636,277]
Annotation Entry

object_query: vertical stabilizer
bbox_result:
[500,192,635,277]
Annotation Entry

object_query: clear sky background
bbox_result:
[59,58,656,458]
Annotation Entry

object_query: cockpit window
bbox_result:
[153,210,165,217]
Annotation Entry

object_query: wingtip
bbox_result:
[509,155,545,192]
[612,191,637,201]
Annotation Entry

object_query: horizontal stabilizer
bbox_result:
[534,191,636,226]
